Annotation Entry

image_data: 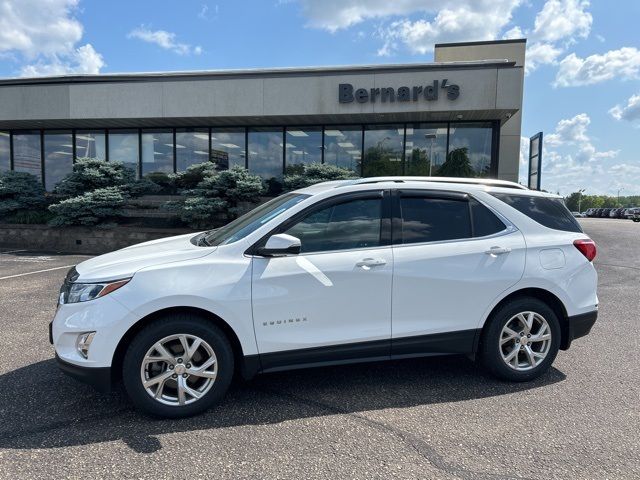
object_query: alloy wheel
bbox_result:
[499,311,552,371]
[140,334,218,406]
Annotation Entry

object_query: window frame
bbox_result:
[391,189,513,247]
[246,190,392,256]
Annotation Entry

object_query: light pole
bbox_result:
[617,187,624,206]
[578,189,585,213]
[424,133,437,176]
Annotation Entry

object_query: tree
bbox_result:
[0,171,47,221]
[168,166,264,229]
[283,163,358,191]
[436,147,474,177]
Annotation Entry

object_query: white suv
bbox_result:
[51,177,598,418]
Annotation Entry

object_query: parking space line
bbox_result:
[0,249,27,255]
[0,265,75,281]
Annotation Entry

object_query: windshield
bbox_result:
[202,193,310,246]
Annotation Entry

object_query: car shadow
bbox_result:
[0,356,566,453]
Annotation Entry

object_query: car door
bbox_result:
[251,190,393,370]
[390,190,526,356]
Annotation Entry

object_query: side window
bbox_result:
[491,193,583,233]
[284,198,382,253]
[470,198,506,237]
[399,196,471,244]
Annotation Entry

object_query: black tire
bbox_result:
[479,297,561,382]
[122,315,234,418]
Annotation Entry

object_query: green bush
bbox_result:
[144,171,175,194]
[283,163,358,191]
[167,166,264,229]
[171,162,219,190]
[54,157,137,197]
[49,187,127,226]
[0,171,48,221]
[4,210,54,224]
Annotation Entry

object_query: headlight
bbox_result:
[60,278,130,304]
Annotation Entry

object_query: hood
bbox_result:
[75,232,215,282]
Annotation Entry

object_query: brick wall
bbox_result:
[0,225,195,254]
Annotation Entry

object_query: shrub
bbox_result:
[171,162,219,190]
[168,166,264,229]
[49,187,128,226]
[54,157,137,198]
[0,171,48,221]
[283,163,358,191]
[4,210,54,224]
[144,171,175,194]
[121,177,161,197]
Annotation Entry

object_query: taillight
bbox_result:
[574,239,597,262]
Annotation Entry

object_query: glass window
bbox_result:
[108,130,139,177]
[203,193,309,246]
[285,127,322,172]
[404,124,448,176]
[445,123,494,177]
[248,128,283,181]
[176,128,209,172]
[363,125,404,176]
[13,131,42,181]
[44,131,73,191]
[491,193,583,233]
[399,196,471,244]
[211,128,246,170]
[323,126,362,173]
[285,198,382,253]
[0,131,9,172]
[75,130,106,161]
[470,198,506,237]
[141,129,174,175]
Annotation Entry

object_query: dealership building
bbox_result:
[0,39,525,191]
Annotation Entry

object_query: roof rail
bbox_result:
[347,176,528,190]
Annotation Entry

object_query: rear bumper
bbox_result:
[56,354,112,393]
[561,310,598,350]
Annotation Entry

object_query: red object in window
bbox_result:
[573,239,597,262]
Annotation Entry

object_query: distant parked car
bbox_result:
[571,211,585,218]
[585,208,596,217]
[624,208,639,219]
[610,208,625,218]
[628,208,640,222]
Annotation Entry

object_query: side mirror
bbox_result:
[257,233,301,257]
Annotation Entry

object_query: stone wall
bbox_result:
[0,225,195,254]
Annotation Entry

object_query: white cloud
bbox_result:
[544,113,618,166]
[296,0,521,55]
[502,26,524,40]
[525,42,563,74]
[377,1,522,56]
[609,93,640,123]
[128,26,202,56]
[0,0,105,76]
[554,47,640,87]
[532,0,592,43]
[20,44,104,76]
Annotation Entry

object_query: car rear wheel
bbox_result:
[122,315,234,418]
[480,297,561,382]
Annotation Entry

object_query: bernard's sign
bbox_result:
[339,80,460,104]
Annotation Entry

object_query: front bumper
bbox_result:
[56,354,112,393]
[561,310,598,350]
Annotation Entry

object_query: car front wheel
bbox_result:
[480,297,561,382]
[122,316,234,418]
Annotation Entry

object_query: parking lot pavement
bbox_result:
[0,221,638,479]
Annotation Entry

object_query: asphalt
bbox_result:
[0,219,638,479]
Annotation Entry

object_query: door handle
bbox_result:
[485,246,511,256]
[356,258,387,268]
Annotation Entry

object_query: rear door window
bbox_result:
[491,193,582,233]
[399,196,471,244]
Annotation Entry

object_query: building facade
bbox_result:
[0,40,525,191]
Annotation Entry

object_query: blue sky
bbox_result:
[0,0,638,195]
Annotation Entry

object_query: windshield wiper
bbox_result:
[197,234,211,247]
